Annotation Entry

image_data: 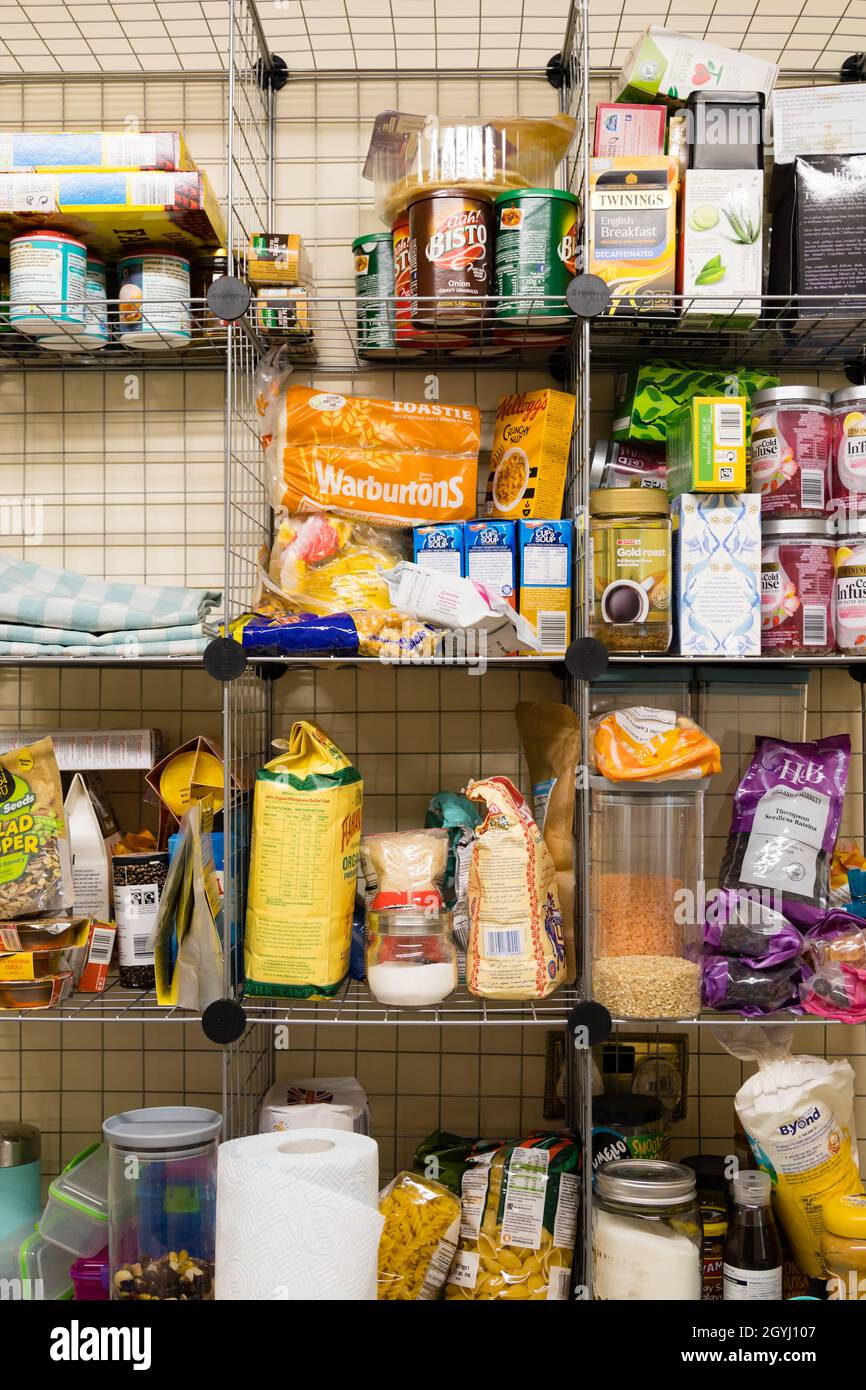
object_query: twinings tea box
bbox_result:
[615,27,778,107]
[679,169,762,325]
[484,388,573,520]
[667,396,747,496]
[518,520,572,655]
[588,157,678,315]
[671,493,761,656]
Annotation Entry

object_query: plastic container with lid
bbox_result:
[590,775,705,1020]
[39,1141,109,1257]
[591,1092,668,1178]
[18,1227,74,1300]
[750,386,832,517]
[70,1245,110,1301]
[761,518,836,654]
[0,1121,41,1281]
[822,1193,866,1300]
[365,906,458,1008]
[593,1158,702,1300]
[590,489,672,652]
[831,386,866,505]
[835,517,866,654]
[103,1106,221,1302]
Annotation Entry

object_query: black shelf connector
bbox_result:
[202,997,248,1045]
[203,636,248,682]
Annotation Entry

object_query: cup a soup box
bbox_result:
[671,493,761,656]
[518,520,572,655]
[464,520,516,609]
[413,523,465,577]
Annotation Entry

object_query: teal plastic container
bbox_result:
[0,1122,41,1281]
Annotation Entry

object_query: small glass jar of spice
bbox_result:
[590,489,672,652]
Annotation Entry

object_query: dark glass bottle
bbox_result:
[723,1170,783,1300]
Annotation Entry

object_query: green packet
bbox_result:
[425,791,482,911]
[612,359,778,443]
[413,1130,477,1194]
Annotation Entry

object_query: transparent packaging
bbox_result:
[590,776,705,1019]
[365,906,458,1008]
[593,1159,702,1301]
[18,1228,74,1300]
[39,1142,109,1257]
[103,1107,221,1302]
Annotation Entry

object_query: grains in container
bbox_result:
[593,955,701,1019]
[595,872,685,957]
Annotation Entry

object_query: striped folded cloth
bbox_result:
[0,633,210,658]
[0,555,221,634]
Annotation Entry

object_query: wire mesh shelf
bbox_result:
[241,981,583,1026]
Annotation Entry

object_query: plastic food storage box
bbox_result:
[70,1245,110,1300]
[38,1142,109,1257]
[18,1227,73,1300]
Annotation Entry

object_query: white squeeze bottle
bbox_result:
[723,1170,783,1301]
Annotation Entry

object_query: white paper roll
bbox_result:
[215,1129,384,1301]
[261,1102,354,1134]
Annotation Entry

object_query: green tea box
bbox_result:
[612,359,777,443]
[615,27,778,107]
[679,169,763,325]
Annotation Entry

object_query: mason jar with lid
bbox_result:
[589,489,672,652]
[761,518,836,655]
[365,905,458,1008]
[593,1158,702,1300]
[750,385,832,518]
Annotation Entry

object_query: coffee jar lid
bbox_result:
[590,487,668,517]
[0,1120,41,1167]
[832,386,866,409]
[762,518,834,538]
[596,1158,697,1206]
[406,186,493,207]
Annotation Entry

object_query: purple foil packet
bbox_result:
[702,953,805,1015]
[703,888,804,964]
[719,735,850,911]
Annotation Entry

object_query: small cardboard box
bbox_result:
[612,360,777,444]
[768,155,866,317]
[248,233,312,286]
[254,286,313,339]
[666,396,747,496]
[464,520,517,610]
[518,520,572,655]
[64,774,111,923]
[679,168,763,325]
[484,389,573,520]
[771,84,866,166]
[615,27,777,107]
[671,492,761,656]
[413,523,465,576]
[76,921,117,994]
[594,103,666,157]
[0,728,161,770]
[0,130,195,172]
[588,156,679,316]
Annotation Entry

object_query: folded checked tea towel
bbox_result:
[0,635,209,658]
[0,555,221,634]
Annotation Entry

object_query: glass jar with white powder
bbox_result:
[365,906,458,1008]
[593,1158,702,1300]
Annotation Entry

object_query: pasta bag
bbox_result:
[377,1171,461,1300]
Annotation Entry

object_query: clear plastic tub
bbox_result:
[70,1245,110,1300]
[18,1227,74,1300]
[38,1142,109,1257]
[590,775,706,1020]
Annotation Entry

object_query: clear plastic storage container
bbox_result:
[103,1106,221,1302]
[38,1142,109,1257]
[590,776,705,1019]
[18,1227,74,1300]
[593,1159,702,1301]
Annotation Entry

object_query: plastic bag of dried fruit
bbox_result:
[591,706,720,782]
[445,1133,580,1301]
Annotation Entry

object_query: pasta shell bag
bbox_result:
[446,1133,580,1301]
[719,1024,861,1279]
[465,776,566,1000]
[245,721,363,998]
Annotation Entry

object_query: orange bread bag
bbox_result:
[266,385,481,526]
[592,706,721,782]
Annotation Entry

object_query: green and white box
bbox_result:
[616,27,778,107]
[680,169,763,325]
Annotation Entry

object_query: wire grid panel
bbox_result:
[222,1024,276,1138]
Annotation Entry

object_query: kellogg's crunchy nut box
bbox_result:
[484,388,573,521]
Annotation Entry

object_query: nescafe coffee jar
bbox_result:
[761,519,836,655]
[408,189,493,326]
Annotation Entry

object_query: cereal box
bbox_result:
[414,523,465,576]
[484,389,573,521]
[518,520,572,655]
[464,520,516,609]
[0,131,194,172]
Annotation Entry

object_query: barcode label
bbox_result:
[129,174,177,206]
[718,466,734,482]
[133,934,152,959]
[714,404,744,447]
[537,611,568,652]
[483,928,523,958]
[803,605,828,646]
[800,469,825,509]
[547,1264,572,1301]
[87,927,114,965]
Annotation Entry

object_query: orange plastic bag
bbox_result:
[266,385,480,526]
[592,706,720,782]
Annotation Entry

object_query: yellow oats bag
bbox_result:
[245,721,363,998]
[465,775,566,1000]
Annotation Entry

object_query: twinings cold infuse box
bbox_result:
[588,157,678,316]
[666,396,747,497]
[518,520,572,655]
[484,388,573,520]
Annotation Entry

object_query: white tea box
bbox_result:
[671,492,761,656]
[680,168,763,325]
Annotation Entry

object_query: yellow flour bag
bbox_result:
[245,721,363,998]
[465,775,565,1000]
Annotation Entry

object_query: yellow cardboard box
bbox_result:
[484,388,574,521]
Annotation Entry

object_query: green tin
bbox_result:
[352,232,395,356]
[494,188,579,324]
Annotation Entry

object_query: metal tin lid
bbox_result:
[832,386,866,409]
[493,187,579,205]
[595,1158,697,1207]
[700,1204,729,1239]
[11,229,86,248]
[406,187,493,208]
[352,233,393,249]
[593,1093,664,1127]
[0,1120,40,1167]
[590,487,669,517]
[367,906,453,937]
[117,247,190,266]
[839,516,866,538]
[761,518,834,538]
[102,1107,222,1152]
[751,386,831,408]
[589,439,611,490]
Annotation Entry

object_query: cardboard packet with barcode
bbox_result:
[463,775,566,1000]
[666,395,747,497]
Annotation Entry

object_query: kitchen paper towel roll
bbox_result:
[261,1102,354,1134]
[215,1129,384,1301]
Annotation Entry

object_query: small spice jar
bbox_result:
[761,519,836,654]
[831,386,866,507]
[821,1193,866,1301]
[590,489,672,652]
[835,517,866,654]
[750,386,832,517]
[365,906,458,1008]
[593,1159,702,1301]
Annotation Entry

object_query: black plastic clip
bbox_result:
[565,637,609,682]
[546,53,568,89]
[841,53,866,83]
[203,636,248,682]
[566,999,613,1049]
[566,273,611,320]
[256,54,289,92]
[202,997,248,1045]
[206,275,251,323]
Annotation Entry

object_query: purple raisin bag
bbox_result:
[703,888,804,964]
[702,954,805,1016]
[719,735,850,911]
